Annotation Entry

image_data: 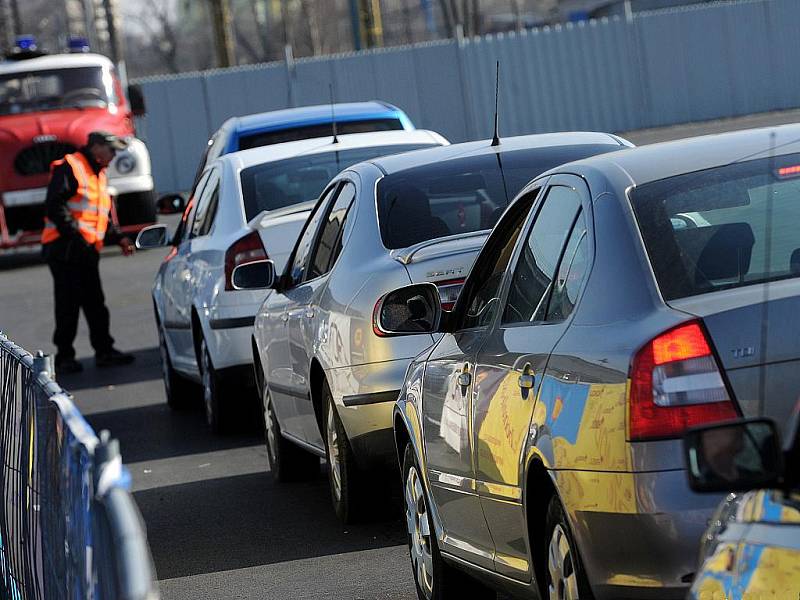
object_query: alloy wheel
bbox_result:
[158,328,171,397]
[405,464,434,598]
[201,342,213,426]
[263,388,278,467]
[326,406,342,501]
[548,523,579,600]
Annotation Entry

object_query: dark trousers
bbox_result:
[45,244,114,361]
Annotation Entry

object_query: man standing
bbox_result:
[42,131,137,375]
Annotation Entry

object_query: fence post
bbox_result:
[32,351,53,381]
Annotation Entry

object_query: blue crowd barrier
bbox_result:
[0,333,158,600]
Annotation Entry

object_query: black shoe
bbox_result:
[55,358,83,375]
[96,348,136,368]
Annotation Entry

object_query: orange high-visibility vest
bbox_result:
[41,152,111,250]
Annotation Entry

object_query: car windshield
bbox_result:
[630,152,800,300]
[238,118,404,150]
[239,143,434,221]
[0,66,112,115]
[376,145,619,249]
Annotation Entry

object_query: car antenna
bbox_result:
[758,130,777,418]
[491,61,501,147]
[330,84,339,144]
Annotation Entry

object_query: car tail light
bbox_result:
[224,231,267,291]
[629,321,738,441]
[433,278,465,311]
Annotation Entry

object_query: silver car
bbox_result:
[249,133,632,522]
[139,130,447,432]
[381,124,800,599]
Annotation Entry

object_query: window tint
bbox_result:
[191,172,220,238]
[460,191,538,330]
[546,211,589,322]
[289,185,339,286]
[631,152,800,300]
[238,119,405,150]
[503,186,582,324]
[376,145,618,250]
[308,183,356,280]
[240,144,433,221]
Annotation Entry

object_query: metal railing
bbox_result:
[0,333,158,600]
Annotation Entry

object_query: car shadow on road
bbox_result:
[57,346,163,391]
[137,470,407,580]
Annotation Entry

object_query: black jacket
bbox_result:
[42,147,122,260]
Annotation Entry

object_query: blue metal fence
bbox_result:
[133,0,800,194]
[0,334,158,600]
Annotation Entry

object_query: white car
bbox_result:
[137,129,448,432]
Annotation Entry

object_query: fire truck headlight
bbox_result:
[115,154,136,175]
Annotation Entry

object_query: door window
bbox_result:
[503,186,582,324]
[545,211,589,322]
[288,184,339,286]
[307,182,356,280]
[191,170,220,238]
[459,189,539,330]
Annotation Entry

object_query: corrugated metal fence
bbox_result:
[134,0,800,193]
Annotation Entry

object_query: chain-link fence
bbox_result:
[0,332,158,600]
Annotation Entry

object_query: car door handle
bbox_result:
[281,312,289,323]
[518,363,535,390]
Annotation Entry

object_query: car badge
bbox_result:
[33,134,57,143]
[731,346,755,359]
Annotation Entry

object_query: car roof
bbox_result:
[369,131,630,175]
[0,52,112,75]
[218,129,447,171]
[562,123,800,186]
[228,101,409,135]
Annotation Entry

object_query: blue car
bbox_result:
[191,101,415,187]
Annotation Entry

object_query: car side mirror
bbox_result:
[128,83,146,116]
[232,259,275,290]
[135,224,170,249]
[157,193,186,215]
[684,418,783,493]
[375,283,441,336]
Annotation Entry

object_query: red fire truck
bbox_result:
[0,37,155,250]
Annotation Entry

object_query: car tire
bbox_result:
[402,443,496,600]
[158,325,196,410]
[323,381,364,524]
[200,337,231,434]
[544,495,594,600]
[262,384,319,482]
[115,190,157,227]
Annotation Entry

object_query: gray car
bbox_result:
[381,124,800,599]
[248,133,633,522]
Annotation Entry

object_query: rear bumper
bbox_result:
[564,469,721,600]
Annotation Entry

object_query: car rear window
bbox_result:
[376,145,619,249]
[630,153,800,300]
[237,118,404,151]
[239,144,433,221]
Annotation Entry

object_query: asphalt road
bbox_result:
[2,109,799,600]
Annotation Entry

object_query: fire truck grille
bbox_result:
[14,142,77,176]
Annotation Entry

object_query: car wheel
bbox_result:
[262,385,319,482]
[323,381,363,523]
[158,325,196,409]
[200,337,230,434]
[402,443,496,600]
[545,496,594,600]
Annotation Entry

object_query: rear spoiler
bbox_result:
[247,200,316,230]
[390,229,489,265]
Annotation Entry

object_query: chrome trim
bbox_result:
[429,469,476,493]
[475,480,522,503]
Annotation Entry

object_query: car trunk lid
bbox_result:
[669,278,800,440]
